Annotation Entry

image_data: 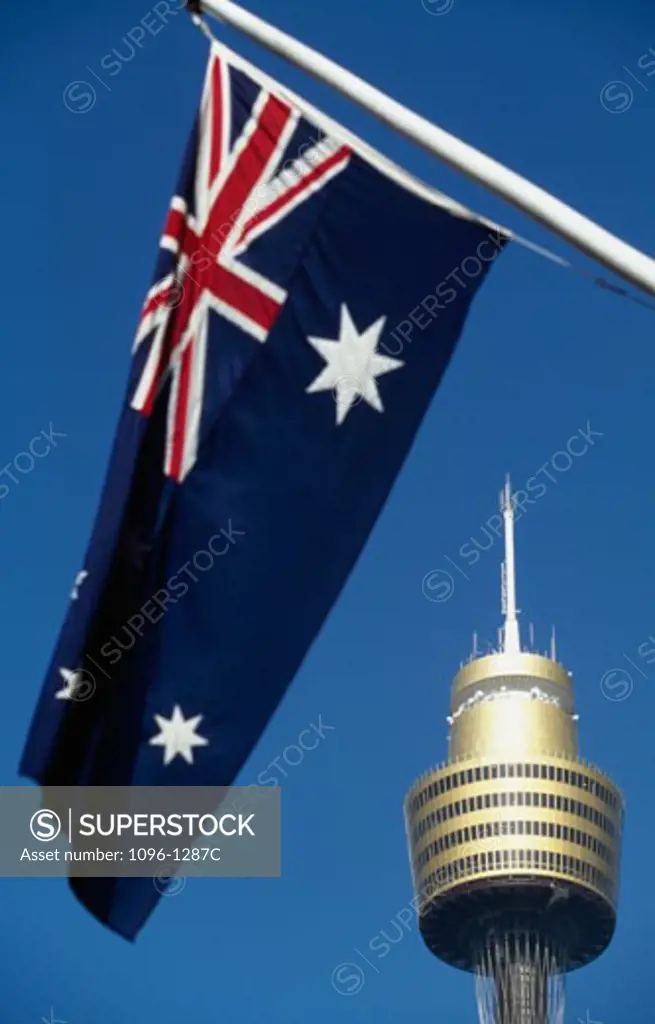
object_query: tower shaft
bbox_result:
[476,930,564,1024]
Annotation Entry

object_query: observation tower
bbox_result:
[404,481,623,1024]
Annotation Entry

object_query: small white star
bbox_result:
[55,667,82,700]
[306,304,404,424]
[149,705,209,765]
[70,570,88,600]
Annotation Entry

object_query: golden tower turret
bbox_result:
[404,480,624,1024]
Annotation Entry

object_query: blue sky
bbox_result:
[2,0,654,1020]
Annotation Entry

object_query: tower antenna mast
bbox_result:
[501,477,520,654]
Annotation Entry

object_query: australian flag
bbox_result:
[20,41,507,937]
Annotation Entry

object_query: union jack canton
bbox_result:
[131,46,351,481]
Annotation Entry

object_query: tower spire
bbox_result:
[500,476,520,653]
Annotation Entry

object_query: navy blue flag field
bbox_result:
[20,41,507,937]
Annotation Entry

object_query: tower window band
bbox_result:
[411,763,620,815]
[412,789,617,842]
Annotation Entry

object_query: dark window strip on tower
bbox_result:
[409,763,621,816]
[411,789,618,842]
[414,818,615,869]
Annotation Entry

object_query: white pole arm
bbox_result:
[196,0,655,298]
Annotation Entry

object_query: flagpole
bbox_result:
[195,0,655,299]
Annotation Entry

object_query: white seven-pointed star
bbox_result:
[70,570,88,601]
[306,304,404,425]
[55,667,81,700]
[149,705,209,766]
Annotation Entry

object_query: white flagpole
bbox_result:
[196,0,655,299]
